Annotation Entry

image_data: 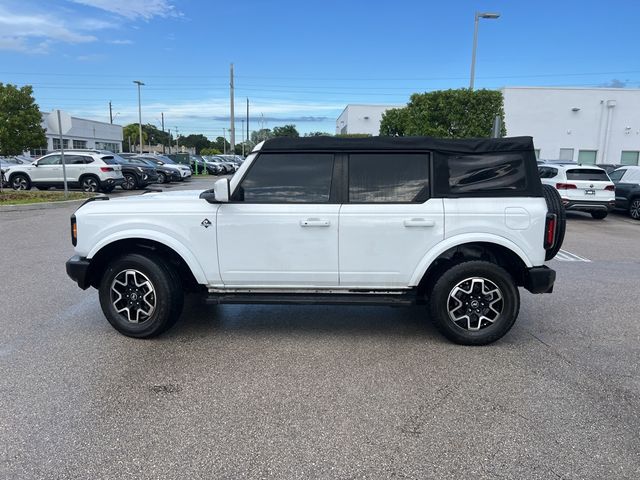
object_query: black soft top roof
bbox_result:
[260,136,534,154]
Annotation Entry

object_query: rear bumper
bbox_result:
[66,255,91,290]
[523,266,556,294]
[562,199,615,212]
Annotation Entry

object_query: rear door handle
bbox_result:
[403,218,435,227]
[300,219,330,227]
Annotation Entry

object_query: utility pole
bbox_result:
[222,128,227,154]
[230,63,235,155]
[241,119,245,156]
[161,112,165,154]
[469,12,500,90]
[109,101,113,124]
[133,80,145,153]
[167,129,171,154]
[246,97,249,144]
[175,126,179,152]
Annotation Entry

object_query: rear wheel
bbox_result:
[542,184,566,260]
[591,211,608,220]
[429,261,520,345]
[629,199,640,220]
[11,174,31,190]
[81,176,100,193]
[98,253,183,338]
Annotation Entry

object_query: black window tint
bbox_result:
[566,169,610,181]
[236,153,334,203]
[349,153,429,203]
[67,155,90,165]
[608,169,625,182]
[447,153,527,194]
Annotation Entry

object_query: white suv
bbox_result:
[5,150,125,193]
[538,163,615,219]
[66,136,562,345]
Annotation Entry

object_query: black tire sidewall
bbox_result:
[98,253,182,338]
[157,172,166,184]
[430,261,520,346]
[11,174,31,190]
[123,173,137,190]
[81,176,99,192]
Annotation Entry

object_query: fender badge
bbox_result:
[201,218,212,228]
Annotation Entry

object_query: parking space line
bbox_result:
[555,249,591,262]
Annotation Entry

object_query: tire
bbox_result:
[157,172,167,184]
[98,253,184,338]
[121,173,137,190]
[629,198,640,220]
[102,186,115,194]
[591,211,608,220]
[10,173,31,191]
[542,184,566,261]
[80,175,100,193]
[429,261,520,346]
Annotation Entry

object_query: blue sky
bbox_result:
[1,0,639,139]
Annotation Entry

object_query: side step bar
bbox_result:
[205,291,418,306]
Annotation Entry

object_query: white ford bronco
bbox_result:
[66,136,564,345]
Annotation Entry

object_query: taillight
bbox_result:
[71,215,77,246]
[556,183,577,190]
[544,213,557,249]
[100,167,113,172]
[604,185,615,191]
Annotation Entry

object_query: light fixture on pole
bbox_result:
[133,80,145,153]
[469,12,500,90]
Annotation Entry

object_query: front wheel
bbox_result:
[11,174,31,190]
[591,211,608,220]
[429,261,520,346]
[121,173,137,190]
[98,253,184,338]
[157,172,167,184]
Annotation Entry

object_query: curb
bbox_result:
[0,194,104,212]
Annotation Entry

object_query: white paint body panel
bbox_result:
[339,200,444,287]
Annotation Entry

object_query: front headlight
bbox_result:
[137,167,143,172]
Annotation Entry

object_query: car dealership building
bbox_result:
[337,87,640,166]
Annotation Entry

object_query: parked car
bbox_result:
[608,166,640,219]
[134,154,192,181]
[538,163,615,219]
[66,136,561,345]
[113,156,159,190]
[190,155,216,175]
[4,150,124,193]
[132,158,179,184]
[208,155,236,173]
[598,164,623,174]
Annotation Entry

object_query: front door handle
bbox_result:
[300,219,330,227]
[403,218,435,227]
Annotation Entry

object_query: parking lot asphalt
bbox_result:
[1,187,639,479]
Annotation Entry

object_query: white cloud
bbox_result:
[0,6,97,53]
[70,0,180,20]
[108,39,134,45]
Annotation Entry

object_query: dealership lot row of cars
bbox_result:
[0,151,243,193]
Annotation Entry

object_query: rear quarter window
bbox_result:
[437,152,528,196]
[100,156,119,165]
[565,169,610,181]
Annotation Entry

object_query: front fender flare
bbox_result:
[409,233,534,286]
[87,229,208,285]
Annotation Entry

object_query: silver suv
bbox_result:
[4,150,125,193]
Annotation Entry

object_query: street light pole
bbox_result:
[133,80,145,153]
[469,12,500,90]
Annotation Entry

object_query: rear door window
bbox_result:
[234,153,334,203]
[348,153,429,203]
[566,169,610,181]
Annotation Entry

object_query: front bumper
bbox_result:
[562,199,615,212]
[66,255,91,290]
[523,266,556,294]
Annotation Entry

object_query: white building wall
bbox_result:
[335,104,401,135]
[503,87,640,164]
[41,112,123,153]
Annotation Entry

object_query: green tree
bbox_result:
[335,133,372,138]
[304,131,332,137]
[0,84,46,155]
[200,147,221,155]
[250,128,272,143]
[212,136,231,153]
[380,89,506,138]
[272,124,299,137]
[142,123,171,148]
[123,123,147,151]
[379,108,410,136]
[178,134,211,154]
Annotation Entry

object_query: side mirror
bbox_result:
[214,178,230,202]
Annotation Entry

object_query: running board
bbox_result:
[205,291,418,306]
